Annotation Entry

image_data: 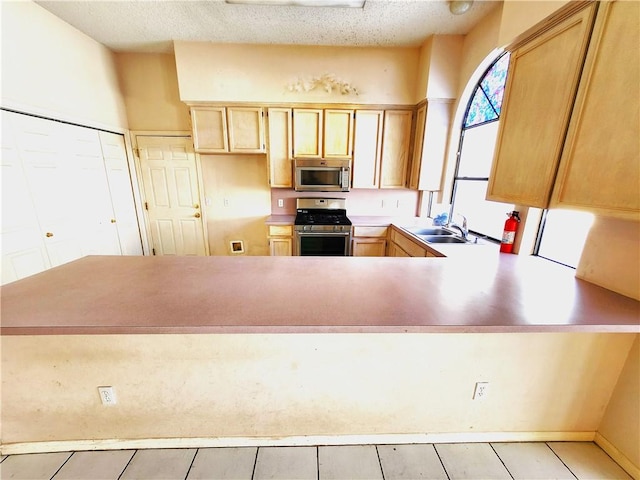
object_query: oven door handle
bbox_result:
[295,232,351,237]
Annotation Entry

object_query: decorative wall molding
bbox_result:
[286,73,359,95]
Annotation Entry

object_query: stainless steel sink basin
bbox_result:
[420,235,469,244]
[409,227,454,236]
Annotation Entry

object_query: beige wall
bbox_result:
[174,42,420,105]
[200,155,272,256]
[0,1,127,130]
[597,335,640,472]
[115,53,191,131]
[1,333,635,448]
[498,0,572,47]
[577,217,640,301]
[415,35,464,102]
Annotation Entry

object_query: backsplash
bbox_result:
[270,189,420,216]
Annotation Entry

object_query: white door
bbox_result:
[0,112,51,284]
[99,131,143,255]
[11,114,87,267]
[136,136,207,256]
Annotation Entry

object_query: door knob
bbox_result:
[194,212,201,218]
[46,232,54,237]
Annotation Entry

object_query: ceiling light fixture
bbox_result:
[225,0,365,7]
[449,0,473,15]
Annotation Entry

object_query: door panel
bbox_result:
[137,136,207,256]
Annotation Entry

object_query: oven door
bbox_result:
[295,231,351,256]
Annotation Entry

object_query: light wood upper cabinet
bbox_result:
[267,108,293,188]
[352,110,384,189]
[551,0,639,218]
[191,107,228,153]
[292,108,354,159]
[324,109,354,158]
[227,107,265,153]
[409,101,452,191]
[191,106,265,154]
[293,108,323,157]
[486,4,597,207]
[380,110,413,189]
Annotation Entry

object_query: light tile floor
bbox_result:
[0,441,633,480]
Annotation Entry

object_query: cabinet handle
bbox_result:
[46,232,54,238]
[194,204,200,209]
[110,219,116,223]
[194,212,201,218]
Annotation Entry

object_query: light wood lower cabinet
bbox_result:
[388,228,428,257]
[268,225,293,256]
[351,226,388,257]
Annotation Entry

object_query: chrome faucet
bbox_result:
[448,213,468,240]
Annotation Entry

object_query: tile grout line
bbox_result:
[432,444,451,480]
[489,443,515,480]
[49,451,74,480]
[117,449,138,480]
[250,446,259,480]
[184,448,199,480]
[545,442,579,480]
[374,445,386,480]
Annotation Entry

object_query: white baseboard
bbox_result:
[0,431,596,455]
[594,432,639,480]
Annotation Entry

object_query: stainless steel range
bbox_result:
[294,198,352,256]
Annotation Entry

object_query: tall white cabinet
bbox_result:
[0,110,143,285]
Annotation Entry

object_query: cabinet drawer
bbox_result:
[390,229,427,257]
[268,225,293,237]
[352,226,388,238]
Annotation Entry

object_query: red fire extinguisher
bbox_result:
[500,211,521,253]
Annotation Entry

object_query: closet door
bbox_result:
[99,132,143,255]
[0,112,51,284]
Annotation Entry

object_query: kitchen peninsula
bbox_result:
[2,254,638,474]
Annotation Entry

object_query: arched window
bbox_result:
[449,51,513,240]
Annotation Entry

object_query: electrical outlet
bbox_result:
[473,382,489,400]
[98,386,117,405]
[223,198,229,207]
[278,199,284,208]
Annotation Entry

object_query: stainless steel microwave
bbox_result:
[294,158,350,192]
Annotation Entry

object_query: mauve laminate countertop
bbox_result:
[1,255,638,335]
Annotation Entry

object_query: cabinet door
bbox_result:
[388,242,410,257]
[324,109,354,158]
[380,110,413,189]
[409,104,427,190]
[352,238,387,257]
[191,107,228,153]
[267,108,293,188]
[551,1,639,218]
[352,110,383,189]
[486,4,596,207]
[293,109,323,157]
[227,107,265,153]
[269,237,292,256]
[411,101,452,191]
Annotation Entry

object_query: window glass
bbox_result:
[536,209,594,268]
[457,122,499,178]
[480,53,510,114]
[464,88,497,128]
[452,180,514,240]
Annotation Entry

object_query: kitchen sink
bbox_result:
[420,235,469,244]
[409,227,454,236]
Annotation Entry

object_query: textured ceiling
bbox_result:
[35,0,501,53]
